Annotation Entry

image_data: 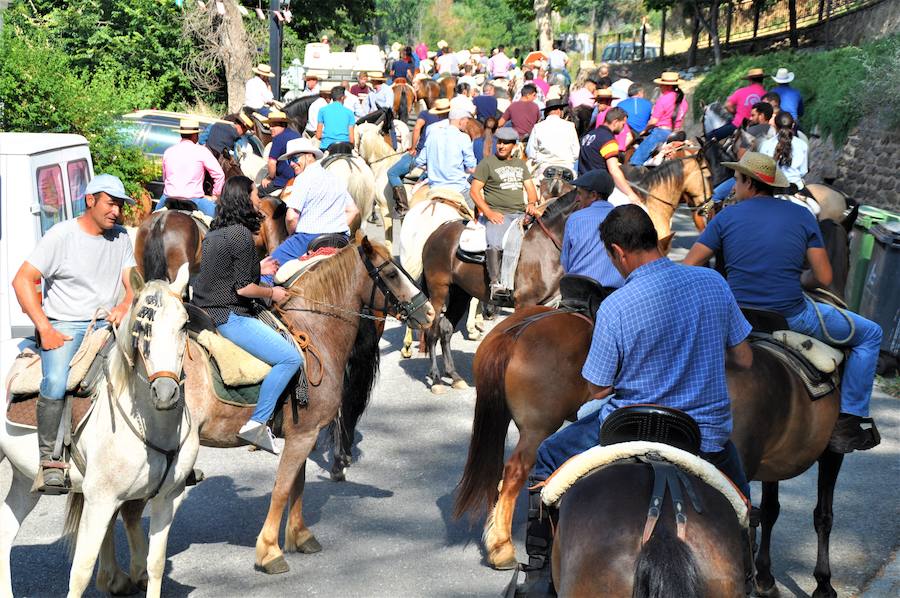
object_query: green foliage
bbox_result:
[693,34,900,145]
[413,0,536,51]
[277,0,375,45]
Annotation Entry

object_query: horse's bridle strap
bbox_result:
[148,371,180,383]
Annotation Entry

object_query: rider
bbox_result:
[758,111,808,193]
[156,119,225,217]
[707,67,768,142]
[498,84,540,139]
[560,169,625,289]
[265,138,361,277]
[469,127,539,303]
[617,83,652,134]
[525,97,580,173]
[300,74,322,98]
[709,101,775,204]
[191,176,301,455]
[12,174,137,493]
[473,82,499,122]
[204,113,251,160]
[260,110,301,195]
[415,108,477,202]
[770,67,804,122]
[547,41,571,87]
[683,152,882,453]
[245,63,277,116]
[629,71,688,166]
[364,74,393,114]
[578,107,642,205]
[316,86,356,152]
[519,204,754,594]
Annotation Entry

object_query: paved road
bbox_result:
[3,209,898,597]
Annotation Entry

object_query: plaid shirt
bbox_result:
[560,200,625,289]
[582,258,751,452]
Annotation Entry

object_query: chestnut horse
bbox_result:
[391,80,416,123]
[414,78,440,111]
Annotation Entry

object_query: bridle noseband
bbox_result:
[357,245,429,321]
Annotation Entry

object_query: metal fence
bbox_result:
[720,0,880,44]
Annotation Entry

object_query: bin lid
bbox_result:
[871,221,900,248]
[856,205,900,229]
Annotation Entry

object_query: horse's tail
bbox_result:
[453,328,517,520]
[332,317,381,456]
[63,492,85,558]
[632,525,702,598]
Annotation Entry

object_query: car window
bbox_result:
[68,159,90,216]
[36,164,66,235]
[143,124,182,156]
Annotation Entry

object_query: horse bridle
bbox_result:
[357,245,430,321]
[129,290,188,389]
[630,147,712,211]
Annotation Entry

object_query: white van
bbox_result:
[1,133,94,399]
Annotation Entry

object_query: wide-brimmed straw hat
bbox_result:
[722,151,789,188]
[653,71,684,86]
[279,137,324,161]
[746,67,766,78]
[176,118,201,134]
[771,67,795,84]
[265,110,289,125]
[594,88,614,100]
[368,72,387,83]
[429,98,451,115]
[237,112,254,128]
[470,46,483,54]
[253,63,275,78]
[437,39,449,49]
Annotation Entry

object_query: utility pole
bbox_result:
[269,0,283,100]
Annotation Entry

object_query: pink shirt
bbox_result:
[415,43,428,60]
[533,78,550,96]
[162,139,225,198]
[650,90,688,130]
[488,53,512,78]
[569,87,595,109]
[595,107,631,151]
[728,83,766,127]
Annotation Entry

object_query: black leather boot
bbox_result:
[515,486,555,597]
[391,185,409,219]
[486,248,512,304]
[35,396,68,494]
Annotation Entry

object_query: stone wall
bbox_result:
[807,0,900,48]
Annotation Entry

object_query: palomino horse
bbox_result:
[0,267,197,597]
[319,151,377,235]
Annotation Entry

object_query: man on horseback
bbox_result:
[245,63,277,116]
[470,127,538,303]
[260,110,301,195]
[11,175,137,493]
[414,109,477,201]
[525,98,580,173]
[498,84,540,139]
[364,74,393,114]
[473,83,499,123]
[707,67,768,142]
[204,113,252,160]
[518,205,754,594]
[155,119,225,217]
[316,86,356,152]
[578,107,642,205]
[684,152,882,453]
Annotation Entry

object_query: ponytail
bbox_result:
[672,86,685,130]
[772,111,795,167]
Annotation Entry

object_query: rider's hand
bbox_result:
[260,256,280,277]
[485,209,505,225]
[525,203,538,216]
[261,177,271,188]
[38,324,72,351]
[270,286,288,304]
[107,303,129,326]
[407,147,417,156]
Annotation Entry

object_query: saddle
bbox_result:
[558,275,616,321]
[273,241,344,287]
[159,201,212,234]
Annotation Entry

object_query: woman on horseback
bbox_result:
[758,111,809,194]
[191,176,302,454]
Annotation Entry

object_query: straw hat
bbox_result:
[746,67,766,78]
[279,137,324,161]
[653,71,684,86]
[368,72,387,83]
[253,63,275,78]
[437,39,449,49]
[470,46,483,54]
[176,118,201,134]
[391,42,402,52]
[429,98,451,115]
[237,112,254,128]
[771,67,795,84]
[265,110,289,125]
[722,151,789,188]
[594,88,614,100]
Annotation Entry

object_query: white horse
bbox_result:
[356,121,412,248]
[320,153,377,235]
[0,266,198,598]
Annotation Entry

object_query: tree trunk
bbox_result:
[221,1,253,112]
[688,13,700,67]
[660,7,666,58]
[751,0,761,51]
[534,0,553,52]
[694,0,723,65]
[788,0,799,48]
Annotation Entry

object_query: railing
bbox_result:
[720,0,880,45]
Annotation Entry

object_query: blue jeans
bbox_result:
[533,411,752,499]
[708,122,736,142]
[262,231,349,284]
[712,177,736,203]
[629,127,672,166]
[155,194,217,218]
[388,153,416,188]
[786,298,882,417]
[40,320,104,400]
[217,312,302,424]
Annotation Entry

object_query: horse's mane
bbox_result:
[285,242,381,306]
[142,213,173,282]
[282,95,320,117]
[541,188,578,221]
[632,158,685,191]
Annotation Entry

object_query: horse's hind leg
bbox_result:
[0,470,40,598]
[284,462,321,554]
[95,514,142,596]
[425,315,446,393]
[812,450,844,598]
[440,292,470,390]
[754,481,781,597]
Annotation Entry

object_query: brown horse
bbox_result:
[437,75,457,100]
[414,78,440,110]
[391,80,416,123]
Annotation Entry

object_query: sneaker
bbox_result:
[828,414,881,453]
[237,421,281,455]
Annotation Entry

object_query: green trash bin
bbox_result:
[859,221,900,359]
[846,206,900,311]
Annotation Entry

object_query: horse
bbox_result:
[281,95,321,134]
[414,77,440,111]
[437,75,457,100]
[319,152,377,235]
[392,81,416,124]
[0,267,197,597]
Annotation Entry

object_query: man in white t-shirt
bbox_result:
[245,63,276,115]
[436,47,459,76]
[12,174,137,494]
[547,42,570,86]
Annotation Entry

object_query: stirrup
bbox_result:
[32,461,70,495]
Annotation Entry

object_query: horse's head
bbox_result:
[680,150,713,209]
[356,234,435,329]
[255,195,288,255]
[122,265,190,410]
[537,165,576,201]
[702,101,731,136]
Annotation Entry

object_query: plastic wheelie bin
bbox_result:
[846,206,900,311]
[859,221,900,374]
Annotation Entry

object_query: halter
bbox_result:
[357,245,430,321]
[128,290,188,388]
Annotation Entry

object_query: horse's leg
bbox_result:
[440,294,469,390]
[95,517,141,596]
[754,481,781,597]
[121,500,149,590]
[401,325,413,359]
[465,297,482,340]
[255,433,317,574]
[426,315,446,393]
[812,450,844,598]
[68,499,120,598]
[143,491,185,598]
[284,462,322,553]
[330,413,350,482]
[484,432,542,569]
[0,470,40,598]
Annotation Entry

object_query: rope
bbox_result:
[273,304,327,386]
[804,293,856,345]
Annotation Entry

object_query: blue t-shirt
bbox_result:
[269,128,301,187]
[317,102,355,150]
[617,97,653,133]
[472,136,497,164]
[770,84,804,122]
[697,196,823,317]
[391,60,413,81]
[473,95,499,122]
[415,110,442,152]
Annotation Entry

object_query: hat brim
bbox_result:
[722,161,790,188]
[429,107,451,115]
[253,69,275,78]
[279,148,324,161]
[543,102,567,112]
[772,74,795,83]
[175,128,201,134]
[653,77,683,86]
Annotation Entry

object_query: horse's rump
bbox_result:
[399,200,465,280]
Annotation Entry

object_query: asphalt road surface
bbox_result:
[3,209,898,597]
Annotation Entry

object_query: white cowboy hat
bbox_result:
[279,137,323,161]
[253,63,275,78]
[437,39,448,49]
[772,67,795,84]
[176,118,201,134]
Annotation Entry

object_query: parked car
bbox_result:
[601,42,660,63]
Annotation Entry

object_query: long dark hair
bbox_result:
[773,111,795,167]
[211,175,262,233]
[667,84,685,130]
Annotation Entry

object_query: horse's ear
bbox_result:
[360,235,374,255]
[169,263,190,298]
[129,267,145,294]
[658,233,675,255]
[354,229,365,245]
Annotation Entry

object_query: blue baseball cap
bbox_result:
[571,170,614,197]
[84,174,135,205]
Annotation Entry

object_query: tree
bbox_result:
[506,0,569,51]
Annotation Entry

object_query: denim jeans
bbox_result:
[712,177,736,203]
[155,194,217,218]
[786,298,882,417]
[388,153,416,188]
[707,122,737,142]
[629,127,672,166]
[478,213,519,249]
[261,232,349,284]
[40,320,104,400]
[217,312,303,424]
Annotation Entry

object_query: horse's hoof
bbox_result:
[467,330,483,341]
[754,580,780,597]
[400,345,412,359]
[255,555,290,575]
[330,467,347,482]
[811,587,837,598]
[431,384,447,395]
[298,535,323,554]
[451,379,469,390]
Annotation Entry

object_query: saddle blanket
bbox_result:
[6,395,94,430]
[274,248,339,287]
[195,330,271,387]
[772,330,844,373]
[541,440,749,528]
[190,339,261,407]
[752,335,839,399]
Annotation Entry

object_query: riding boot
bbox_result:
[391,185,410,219]
[515,485,555,597]
[486,248,510,304]
[35,396,69,494]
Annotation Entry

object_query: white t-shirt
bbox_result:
[436,53,459,75]
[548,49,568,71]
[758,135,809,187]
[306,97,328,133]
[245,77,273,110]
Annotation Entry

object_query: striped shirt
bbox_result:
[583,258,751,452]
[560,200,625,288]
[284,163,354,234]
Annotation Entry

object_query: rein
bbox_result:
[629,148,712,211]
[528,214,562,251]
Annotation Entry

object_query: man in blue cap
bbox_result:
[11,174,137,494]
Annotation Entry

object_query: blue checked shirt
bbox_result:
[284,163,354,235]
[560,200,626,288]
[582,258,752,452]
[416,121,476,193]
